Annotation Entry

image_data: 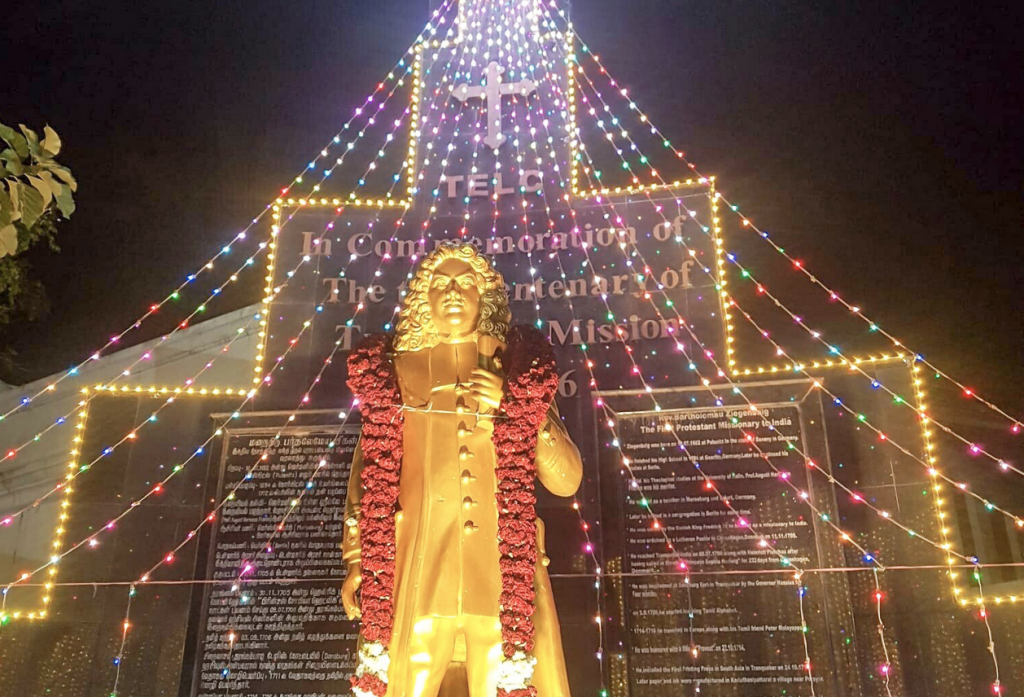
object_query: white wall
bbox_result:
[0,304,260,592]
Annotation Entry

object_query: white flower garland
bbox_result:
[352,640,390,697]
[495,651,537,692]
[354,639,536,695]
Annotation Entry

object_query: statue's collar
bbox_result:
[435,331,479,345]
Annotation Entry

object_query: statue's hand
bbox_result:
[341,561,362,620]
[468,367,504,412]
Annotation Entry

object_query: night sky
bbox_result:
[1,0,1021,415]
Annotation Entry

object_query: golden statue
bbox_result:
[342,242,582,697]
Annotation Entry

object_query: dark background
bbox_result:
[1,0,1021,415]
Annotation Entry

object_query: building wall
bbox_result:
[0,304,260,585]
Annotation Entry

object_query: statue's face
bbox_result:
[427,258,482,337]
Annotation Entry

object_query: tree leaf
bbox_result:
[0,124,29,161]
[6,179,21,215]
[18,125,41,159]
[27,175,53,209]
[41,125,62,156]
[40,170,58,200]
[19,184,44,230]
[55,182,75,219]
[18,125,39,147]
[48,164,77,192]
[0,224,17,258]
[1,149,25,176]
[0,188,12,227]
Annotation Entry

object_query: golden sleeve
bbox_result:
[341,436,364,564]
[535,402,583,497]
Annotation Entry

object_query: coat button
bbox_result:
[463,521,478,533]
[459,446,473,461]
[462,497,476,509]
[461,469,476,484]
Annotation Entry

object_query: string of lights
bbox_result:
[505,40,622,690]
[0,309,259,531]
[872,568,895,697]
[0,309,261,621]
[544,23,897,683]
[254,38,464,386]
[214,16,671,691]
[972,566,1003,694]
[712,270,1024,532]
[0,91,459,613]
[717,259,1022,475]
[565,89,1007,688]
[550,36,1023,616]
[260,31,737,679]
[565,66,924,564]
[564,21,1024,437]
[561,29,1007,691]
[559,103,821,687]
[119,21,474,605]
[7,559,1024,588]
[217,28,479,594]
[558,25,1024,554]
[1,314,293,601]
[0,246,243,425]
[574,139,893,553]
[723,298,1024,529]
[0,185,393,601]
[560,98,953,687]
[216,0,585,642]
[0,2,453,428]
[490,30,545,332]
[573,62,1019,532]
[557,14,1024,512]
[91,30,480,661]
[566,157,922,697]
[534,46,635,695]
[0,243,273,470]
[256,21,471,406]
[568,103,1002,570]
[214,21,585,691]
[565,57,1024,477]
[109,585,135,697]
[5,2,1010,692]
[568,133,1016,696]
[536,50,770,679]
[2,133,437,533]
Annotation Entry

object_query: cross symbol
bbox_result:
[453,61,537,149]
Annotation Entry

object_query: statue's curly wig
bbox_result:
[393,242,510,352]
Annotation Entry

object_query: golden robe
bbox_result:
[344,338,582,697]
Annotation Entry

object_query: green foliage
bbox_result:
[0,121,76,258]
[0,121,74,374]
[0,211,55,324]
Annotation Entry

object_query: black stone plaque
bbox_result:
[602,381,860,697]
[191,425,360,697]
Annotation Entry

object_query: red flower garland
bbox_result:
[347,328,558,697]
[492,326,559,697]
[347,334,404,697]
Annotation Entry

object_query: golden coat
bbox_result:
[344,338,582,696]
